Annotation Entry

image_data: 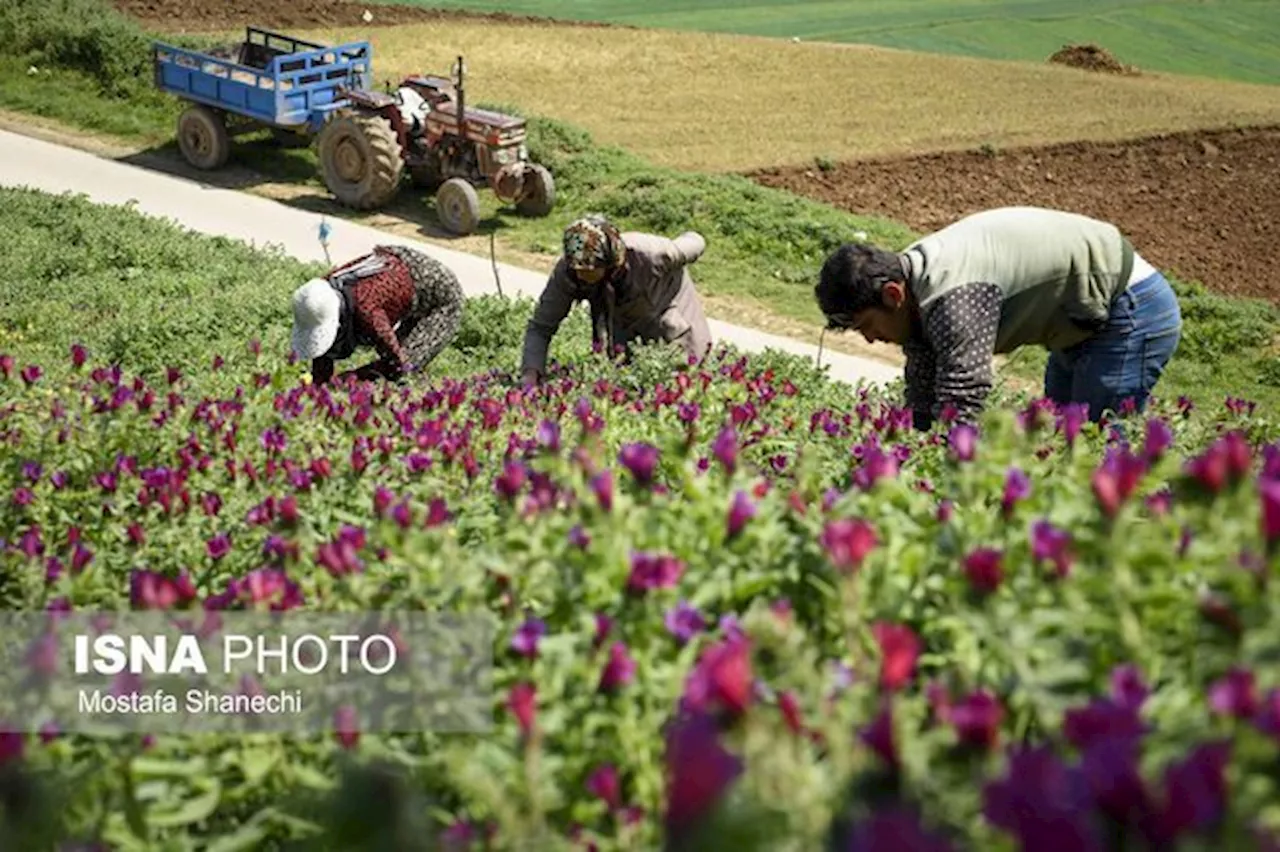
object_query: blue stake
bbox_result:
[318,218,332,266]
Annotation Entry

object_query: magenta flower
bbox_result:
[983,746,1100,850]
[510,617,546,658]
[663,712,743,838]
[585,764,621,811]
[0,354,12,380]
[664,601,706,645]
[70,343,88,368]
[1260,479,1280,552]
[626,551,684,593]
[1092,447,1147,518]
[948,424,977,462]
[507,682,536,736]
[872,622,920,692]
[963,548,1003,594]
[859,702,899,770]
[682,636,753,719]
[201,492,223,517]
[1062,697,1146,751]
[597,642,636,693]
[11,487,34,508]
[711,426,737,473]
[493,460,526,502]
[1031,520,1073,578]
[590,470,613,513]
[1208,667,1258,719]
[949,690,1004,751]
[819,517,878,574]
[568,525,591,549]
[206,533,231,561]
[1109,664,1149,711]
[618,443,659,486]
[20,364,42,386]
[1143,417,1173,461]
[725,490,755,539]
[70,543,94,574]
[1001,468,1030,518]
[1152,741,1232,843]
[333,705,359,750]
[593,612,613,649]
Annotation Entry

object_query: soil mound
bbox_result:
[1048,43,1138,76]
[112,0,624,32]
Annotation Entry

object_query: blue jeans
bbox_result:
[1044,271,1182,421]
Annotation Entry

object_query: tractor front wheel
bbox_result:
[516,164,556,218]
[176,105,230,171]
[435,178,480,236]
[317,112,404,210]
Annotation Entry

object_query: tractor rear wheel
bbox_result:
[516,164,556,218]
[435,178,480,236]
[317,112,404,210]
[176,104,230,171]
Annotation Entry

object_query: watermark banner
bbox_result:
[0,610,494,735]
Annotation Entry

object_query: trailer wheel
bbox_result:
[317,112,404,210]
[177,105,230,170]
[516,164,556,218]
[435,178,480,236]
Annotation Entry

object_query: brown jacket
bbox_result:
[520,231,713,374]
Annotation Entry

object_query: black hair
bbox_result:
[815,243,906,327]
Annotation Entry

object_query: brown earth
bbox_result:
[1048,43,1139,76]
[111,0,626,32]
[748,125,1280,302]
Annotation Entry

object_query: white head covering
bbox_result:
[290,278,342,360]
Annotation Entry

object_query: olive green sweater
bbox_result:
[900,206,1138,426]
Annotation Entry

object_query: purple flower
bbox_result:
[586,764,621,810]
[665,601,706,645]
[820,518,878,573]
[510,618,546,659]
[1001,468,1030,518]
[663,712,743,839]
[70,343,88,368]
[949,690,1004,751]
[619,443,659,486]
[982,746,1101,851]
[494,461,526,502]
[590,470,613,513]
[1144,417,1173,461]
[845,808,956,852]
[21,461,42,483]
[725,490,755,539]
[11,487,34,508]
[534,419,561,453]
[711,426,737,473]
[1031,520,1073,578]
[568,525,591,549]
[948,424,978,462]
[677,402,700,424]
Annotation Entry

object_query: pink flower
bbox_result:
[0,354,12,380]
[1092,447,1146,518]
[682,636,752,719]
[948,424,978,462]
[507,683,536,736]
[20,365,42,386]
[963,548,1003,594]
[1208,667,1258,719]
[1031,520,1073,578]
[819,518,878,573]
[70,344,88,368]
[872,622,920,692]
[333,705,359,749]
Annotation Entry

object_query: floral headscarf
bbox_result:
[563,215,624,274]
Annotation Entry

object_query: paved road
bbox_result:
[0,128,901,387]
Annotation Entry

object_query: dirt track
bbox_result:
[112,0,624,31]
[750,126,1280,302]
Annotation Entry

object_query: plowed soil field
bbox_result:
[749,126,1280,301]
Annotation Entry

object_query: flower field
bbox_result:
[2,190,1280,850]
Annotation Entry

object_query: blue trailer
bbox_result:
[152,27,373,170]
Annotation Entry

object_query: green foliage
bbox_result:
[2,184,1280,851]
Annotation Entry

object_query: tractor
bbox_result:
[316,56,556,236]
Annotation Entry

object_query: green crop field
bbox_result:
[381,0,1280,85]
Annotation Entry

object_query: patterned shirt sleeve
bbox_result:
[919,283,1003,425]
[350,253,416,368]
[902,335,938,431]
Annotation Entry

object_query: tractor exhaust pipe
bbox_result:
[454,55,465,131]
